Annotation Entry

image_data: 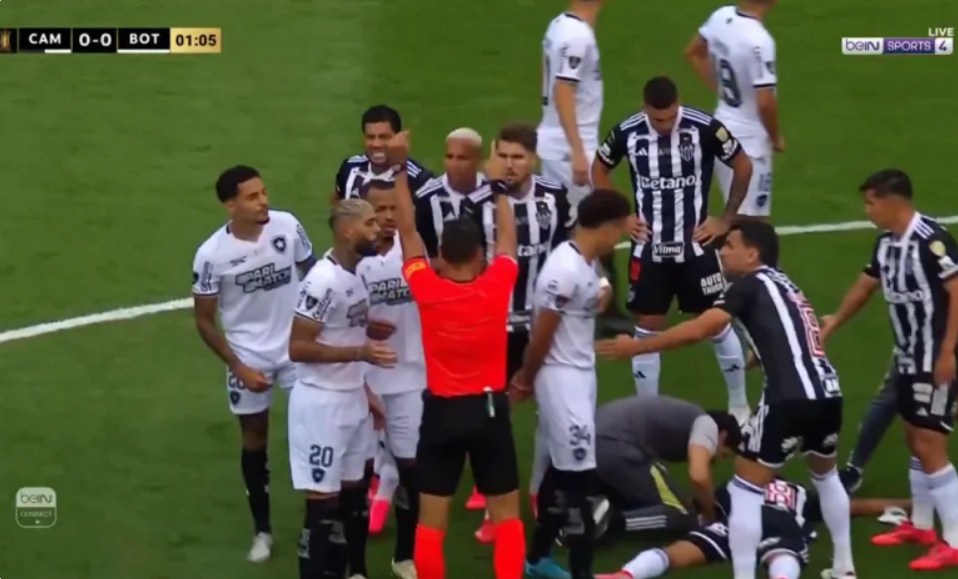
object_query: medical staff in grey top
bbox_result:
[595,395,742,532]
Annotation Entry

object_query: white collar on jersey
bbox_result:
[650,107,686,137]
[514,177,536,201]
[442,173,484,196]
[893,211,923,246]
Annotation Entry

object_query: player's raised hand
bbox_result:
[366,319,397,341]
[232,363,272,392]
[595,334,640,359]
[386,131,410,165]
[362,340,398,368]
[483,140,507,182]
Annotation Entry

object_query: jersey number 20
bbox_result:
[716,58,742,108]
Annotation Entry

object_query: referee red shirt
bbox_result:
[402,255,518,397]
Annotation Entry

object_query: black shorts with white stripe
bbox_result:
[626,244,723,315]
[738,398,843,469]
[892,368,957,434]
[685,511,808,567]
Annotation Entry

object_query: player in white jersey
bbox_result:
[288,198,397,579]
[512,189,629,579]
[355,182,424,579]
[538,0,604,206]
[191,165,316,564]
[540,0,632,336]
[686,0,781,218]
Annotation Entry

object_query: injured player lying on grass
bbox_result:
[592,475,910,579]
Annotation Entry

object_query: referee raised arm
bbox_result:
[388,131,525,579]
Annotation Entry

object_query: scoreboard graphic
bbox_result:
[0,28,221,54]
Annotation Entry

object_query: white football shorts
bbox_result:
[380,389,424,460]
[715,138,773,217]
[539,149,596,212]
[288,384,372,493]
[226,360,297,416]
[534,364,598,472]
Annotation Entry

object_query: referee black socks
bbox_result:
[340,483,370,577]
[241,448,271,535]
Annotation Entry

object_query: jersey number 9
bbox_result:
[716,58,742,108]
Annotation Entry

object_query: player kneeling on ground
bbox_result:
[593,395,740,540]
[288,199,397,579]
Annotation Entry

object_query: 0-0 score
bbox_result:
[77,31,112,48]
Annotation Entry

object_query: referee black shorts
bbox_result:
[416,390,520,497]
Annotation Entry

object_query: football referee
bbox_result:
[389,131,525,579]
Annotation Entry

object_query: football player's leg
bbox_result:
[387,390,424,577]
[341,413,375,578]
[677,252,748,421]
[289,387,348,579]
[843,365,898,490]
[230,366,275,563]
[728,404,781,579]
[537,366,599,579]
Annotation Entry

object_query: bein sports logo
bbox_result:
[16,487,57,528]
[842,37,883,55]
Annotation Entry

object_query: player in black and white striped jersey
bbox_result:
[598,221,856,579]
[592,75,754,424]
[412,127,494,511]
[331,105,433,203]
[414,128,493,261]
[822,169,958,572]
[473,123,575,545]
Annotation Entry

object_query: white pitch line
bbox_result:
[2,215,957,346]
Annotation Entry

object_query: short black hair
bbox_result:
[643,76,679,109]
[497,122,537,153]
[729,220,779,268]
[215,165,260,203]
[706,410,743,450]
[361,105,402,133]
[577,189,632,229]
[858,169,913,199]
[359,179,395,198]
[439,217,483,265]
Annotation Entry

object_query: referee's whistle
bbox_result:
[484,387,495,418]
